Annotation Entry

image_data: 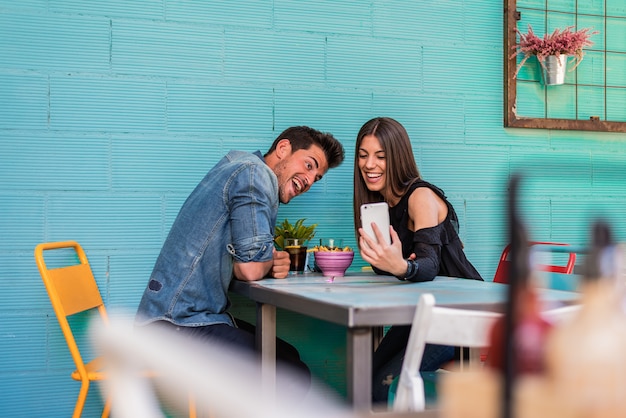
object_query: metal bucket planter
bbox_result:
[540,54,568,86]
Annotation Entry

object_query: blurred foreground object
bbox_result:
[440,220,626,418]
[392,293,501,412]
[544,220,626,417]
[93,315,354,418]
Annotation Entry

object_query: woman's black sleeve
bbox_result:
[403,227,443,282]
[406,239,441,282]
[371,228,442,282]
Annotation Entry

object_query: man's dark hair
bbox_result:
[265,126,345,169]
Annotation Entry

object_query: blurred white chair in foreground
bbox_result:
[392,293,501,412]
[92,315,354,418]
[392,293,581,413]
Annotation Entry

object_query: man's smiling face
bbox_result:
[273,142,329,204]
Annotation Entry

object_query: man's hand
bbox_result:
[269,248,291,279]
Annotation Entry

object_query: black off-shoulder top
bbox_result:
[372,179,483,282]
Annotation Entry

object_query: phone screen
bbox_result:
[360,202,391,245]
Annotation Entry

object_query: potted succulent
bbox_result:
[273,218,318,250]
[274,218,317,273]
[510,24,597,85]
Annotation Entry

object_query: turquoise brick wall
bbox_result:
[1,1,625,416]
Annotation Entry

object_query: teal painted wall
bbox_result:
[1,1,625,416]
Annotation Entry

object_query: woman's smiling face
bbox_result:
[358,134,386,194]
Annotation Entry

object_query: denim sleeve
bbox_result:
[227,163,278,263]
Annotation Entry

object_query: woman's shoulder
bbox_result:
[405,179,448,204]
[406,186,440,209]
[407,179,446,197]
[401,180,447,228]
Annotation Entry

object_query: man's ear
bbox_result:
[274,138,292,159]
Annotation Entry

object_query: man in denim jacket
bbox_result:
[135,126,344,392]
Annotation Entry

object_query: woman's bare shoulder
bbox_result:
[407,185,447,226]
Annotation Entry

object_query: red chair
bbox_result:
[492,241,577,284]
[483,241,577,364]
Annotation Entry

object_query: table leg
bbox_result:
[347,326,372,410]
[256,302,276,399]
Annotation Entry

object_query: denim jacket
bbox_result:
[135,150,278,327]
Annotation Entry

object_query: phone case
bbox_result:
[360,202,391,245]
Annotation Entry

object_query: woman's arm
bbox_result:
[364,187,447,281]
[400,187,448,281]
[407,187,447,231]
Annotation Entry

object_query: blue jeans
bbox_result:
[372,325,455,404]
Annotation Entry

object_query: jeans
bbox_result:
[372,325,455,404]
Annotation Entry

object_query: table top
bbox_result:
[229,272,580,328]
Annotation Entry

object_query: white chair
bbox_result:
[392,293,581,413]
[392,293,502,412]
[92,314,354,418]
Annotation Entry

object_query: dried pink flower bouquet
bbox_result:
[511,24,597,78]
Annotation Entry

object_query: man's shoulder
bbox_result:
[216,150,274,184]
[225,150,264,164]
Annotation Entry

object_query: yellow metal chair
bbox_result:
[35,241,197,418]
[35,241,112,418]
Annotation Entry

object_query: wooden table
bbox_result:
[229,272,579,411]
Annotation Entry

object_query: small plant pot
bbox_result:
[540,55,568,86]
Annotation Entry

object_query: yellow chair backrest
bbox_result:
[36,241,109,352]
[40,251,106,315]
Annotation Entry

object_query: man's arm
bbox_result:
[233,248,291,281]
[233,260,273,281]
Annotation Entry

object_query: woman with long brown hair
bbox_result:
[353,117,483,404]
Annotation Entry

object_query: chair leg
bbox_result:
[188,393,197,418]
[73,380,90,418]
[102,395,111,418]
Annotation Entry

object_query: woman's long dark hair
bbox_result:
[353,117,421,239]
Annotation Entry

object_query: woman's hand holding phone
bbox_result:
[357,203,405,276]
[358,224,407,277]
[360,202,391,245]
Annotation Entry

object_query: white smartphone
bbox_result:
[360,202,391,245]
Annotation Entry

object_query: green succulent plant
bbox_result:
[274,218,317,250]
